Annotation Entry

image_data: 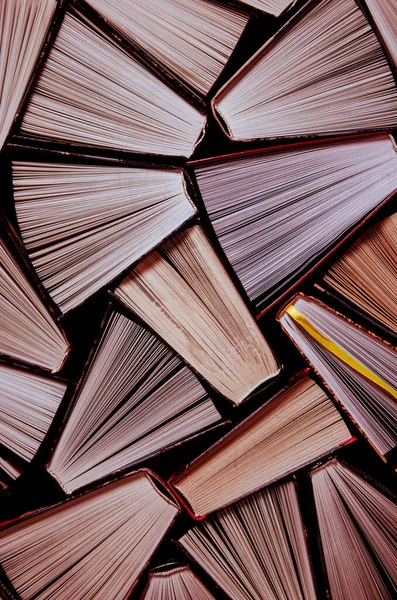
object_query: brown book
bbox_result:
[178,478,317,600]
[212,0,397,142]
[0,469,179,600]
[169,373,353,518]
[114,224,280,404]
[323,212,397,338]
[310,459,397,600]
[278,293,397,459]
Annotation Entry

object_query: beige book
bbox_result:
[365,0,397,68]
[239,0,295,16]
[142,564,215,600]
[171,376,351,517]
[114,225,280,404]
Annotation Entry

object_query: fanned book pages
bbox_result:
[311,460,397,600]
[19,10,206,157]
[142,564,215,600]
[323,212,397,336]
[47,310,221,495]
[114,225,280,404]
[170,375,351,517]
[0,470,179,600]
[212,0,397,140]
[0,363,66,465]
[179,481,317,600]
[279,295,397,457]
[83,0,248,96]
[0,456,23,484]
[12,161,197,313]
[365,0,397,68]
[0,230,68,371]
[192,135,397,313]
[238,0,294,16]
[0,0,56,149]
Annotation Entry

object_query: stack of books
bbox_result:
[0,0,396,598]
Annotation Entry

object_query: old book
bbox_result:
[83,0,249,96]
[0,469,179,600]
[365,0,397,68]
[12,159,197,313]
[238,0,295,16]
[0,223,68,370]
[212,0,397,141]
[19,9,206,157]
[114,224,280,404]
[170,375,352,517]
[0,456,23,485]
[142,563,215,600]
[0,362,67,466]
[190,134,397,314]
[311,459,397,600]
[179,480,316,600]
[323,212,397,337]
[0,0,56,149]
[47,308,222,495]
[278,294,397,458]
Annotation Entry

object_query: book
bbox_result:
[323,211,397,337]
[190,134,397,314]
[278,294,397,458]
[179,480,317,600]
[212,0,397,141]
[365,0,397,69]
[0,0,56,150]
[0,457,23,485]
[83,0,249,96]
[0,362,67,466]
[18,9,206,157]
[0,223,68,371]
[47,307,222,495]
[12,159,197,313]
[114,224,280,404]
[169,374,352,517]
[142,563,215,600]
[0,469,179,600]
[311,459,397,600]
[238,0,295,16]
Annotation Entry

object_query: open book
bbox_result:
[114,224,280,404]
[311,460,397,600]
[170,375,351,517]
[365,0,397,68]
[323,212,397,337]
[0,224,68,371]
[47,308,221,495]
[19,9,206,157]
[191,134,397,313]
[212,0,397,141]
[83,0,249,97]
[179,480,316,600]
[239,0,295,16]
[12,159,197,313]
[142,564,215,600]
[0,0,56,149]
[0,470,179,600]
[279,294,397,458]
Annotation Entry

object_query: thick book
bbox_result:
[364,0,397,70]
[310,459,397,600]
[238,0,296,17]
[114,224,280,405]
[142,563,216,600]
[82,0,249,98]
[0,361,68,475]
[0,215,69,371]
[178,478,317,600]
[0,0,56,150]
[0,469,180,600]
[189,133,397,315]
[17,7,206,158]
[11,154,197,313]
[46,305,222,495]
[322,211,397,338]
[278,293,397,459]
[169,373,353,518]
[211,0,397,142]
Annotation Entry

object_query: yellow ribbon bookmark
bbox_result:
[285,304,397,401]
